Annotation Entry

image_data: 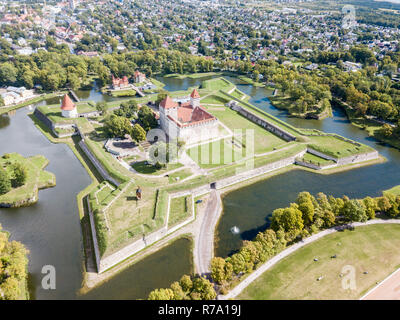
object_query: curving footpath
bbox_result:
[218,219,400,300]
[195,189,222,276]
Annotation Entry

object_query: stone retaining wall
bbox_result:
[78,140,121,187]
[231,104,296,142]
[336,151,379,166]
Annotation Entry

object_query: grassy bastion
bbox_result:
[0,153,56,208]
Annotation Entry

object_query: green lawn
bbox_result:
[168,195,193,227]
[0,153,56,206]
[238,224,400,300]
[187,138,246,169]
[201,94,230,105]
[300,152,336,166]
[168,168,193,183]
[132,161,183,175]
[202,77,235,92]
[109,89,137,97]
[308,135,374,158]
[208,107,288,155]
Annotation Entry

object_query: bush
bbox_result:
[0,168,11,195]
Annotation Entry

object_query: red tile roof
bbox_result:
[160,96,178,109]
[190,89,200,99]
[60,94,76,111]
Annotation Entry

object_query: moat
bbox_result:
[1,76,400,299]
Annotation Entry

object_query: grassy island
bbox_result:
[0,153,56,208]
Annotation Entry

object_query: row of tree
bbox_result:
[148,190,400,299]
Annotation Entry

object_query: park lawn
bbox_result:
[238,75,265,87]
[104,183,162,256]
[187,138,246,169]
[208,107,288,154]
[0,153,56,206]
[76,102,96,113]
[307,135,374,158]
[238,224,400,300]
[168,195,193,227]
[37,105,75,124]
[168,168,193,184]
[202,77,235,92]
[109,89,137,97]
[230,89,246,100]
[132,161,183,175]
[201,94,230,105]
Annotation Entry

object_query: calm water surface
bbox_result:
[216,78,400,257]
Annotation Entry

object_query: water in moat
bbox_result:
[0,84,193,299]
[1,75,399,298]
[216,76,400,257]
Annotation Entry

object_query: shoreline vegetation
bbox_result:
[0,225,29,300]
[28,74,382,297]
[0,153,56,208]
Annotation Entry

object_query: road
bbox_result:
[194,189,222,276]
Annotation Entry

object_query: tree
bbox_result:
[131,123,146,142]
[11,162,27,187]
[341,199,368,222]
[363,197,377,219]
[0,225,29,300]
[0,168,11,195]
[210,257,233,285]
[148,288,174,300]
[0,62,17,85]
[296,191,315,226]
[138,105,157,131]
[271,203,304,241]
[381,124,393,137]
[190,276,216,300]
[103,115,132,138]
[96,102,107,115]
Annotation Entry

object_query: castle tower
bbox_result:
[190,89,201,108]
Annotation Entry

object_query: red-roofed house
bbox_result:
[60,94,78,118]
[111,75,130,90]
[159,89,218,144]
[134,71,146,83]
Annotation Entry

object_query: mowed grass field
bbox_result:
[238,224,400,300]
[207,107,288,154]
